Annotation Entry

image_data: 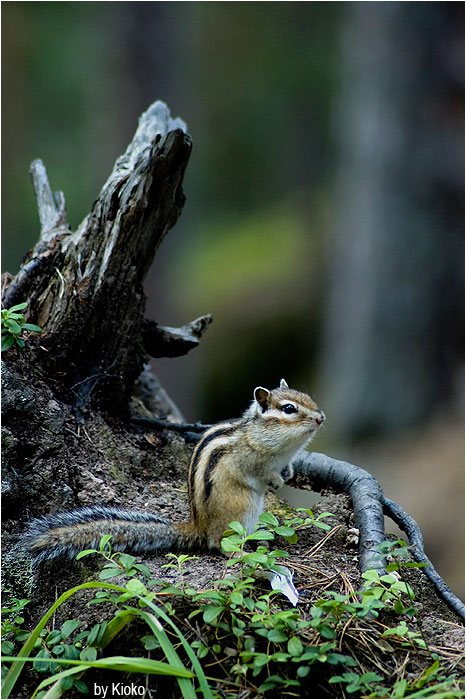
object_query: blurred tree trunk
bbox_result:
[322,3,464,438]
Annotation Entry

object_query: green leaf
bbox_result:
[243,552,269,565]
[80,646,98,662]
[141,634,161,651]
[59,674,74,691]
[86,625,101,647]
[319,625,336,640]
[283,533,299,543]
[1,335,14,351]
[311,521,332,531]
[230,591,243,605]
[96,621,108,646]
[21,323,42,333]
[362,586,384,600]
[386,562,400,572]
[76,549,97,560]
[243,597,255,612]
[220,538,241,552]
[45,629,62,645]
[2,598,30,614]
[73,679,89,694]
[5,320,21,334]
[267,629,288,643]
[393,679,407,697]
[252,653,270,668]
[2,641,15,655]
[7,302,28,312]
[118,553,137,569]
[125,578,147,595]
[327,652,358,665]
[259,513,279,526]
[288,636,303,657]
[193,642,209,659]
[33,649,52,673]
[270,651,290,663]
[98,567,121,580]
[3,313,24,321]
[14,631,30,642]
[297,665,310,678]
[402,561,429,568]
[257,682,277,693]
[60,620,81,641]
[156,585,184,596]
[227,521,246,535]
[16,338,25,348]
[203,606,223,624]
[245,530,275,540]
[133,563,151,578]
[362,570,380,583]
[98,534,113,552]
[62,644,81,660]
[274,526,296,537]
[329,673,348,684]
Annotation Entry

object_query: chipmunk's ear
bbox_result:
[254,386,270,411]
[279,378,289,390]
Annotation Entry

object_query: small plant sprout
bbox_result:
[76,535,151,581]
[162,553,200,593]
[1,302,42,351]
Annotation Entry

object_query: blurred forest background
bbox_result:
[2,2,464,596]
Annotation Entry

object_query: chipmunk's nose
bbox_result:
[315,411,325,425]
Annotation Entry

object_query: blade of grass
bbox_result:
[126,608,196,699]
[135,599,212,698]
[1,655,194,698]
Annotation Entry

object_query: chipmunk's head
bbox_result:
[248,378,325,441]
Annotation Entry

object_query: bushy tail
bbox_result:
[23,506,201,563]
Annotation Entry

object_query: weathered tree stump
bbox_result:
[3,101,210,414]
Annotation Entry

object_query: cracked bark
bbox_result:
[2,100,209,414]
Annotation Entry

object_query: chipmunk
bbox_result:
[24,379,325,562]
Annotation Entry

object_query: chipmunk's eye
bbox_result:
[281,403,297,414]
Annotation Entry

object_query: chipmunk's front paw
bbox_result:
[281,463,294,483]
[268,473,285,491]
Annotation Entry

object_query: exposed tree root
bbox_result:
[290,449,465,621]
[383,495,465,620]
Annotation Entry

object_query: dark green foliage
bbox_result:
[2,524,463,699]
